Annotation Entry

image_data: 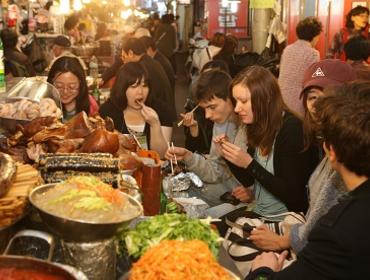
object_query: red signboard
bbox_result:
[207,0,248,39]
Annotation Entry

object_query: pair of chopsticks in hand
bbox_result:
[177,104,200,127]
[167,142,177,175]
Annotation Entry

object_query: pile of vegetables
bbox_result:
[47,176,123,211]
[130,240,234,280]
[119,214,221,259]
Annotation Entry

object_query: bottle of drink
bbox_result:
[0,38,6,94]
[89,56,99,80]
[160,178,168,214]
[92,81,101,105]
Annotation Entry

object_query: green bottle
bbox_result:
[0,38,5,94]
[160,180,168,214]
[92,81,100,105]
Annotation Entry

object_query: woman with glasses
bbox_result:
[47,56,99,120]
[99,62,173,158]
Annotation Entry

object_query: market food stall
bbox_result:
[0,77,243,279]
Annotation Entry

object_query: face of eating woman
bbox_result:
[306,88,324,117]
[125,78,149,110]
[53,72,80,111]
[232,83,254,124]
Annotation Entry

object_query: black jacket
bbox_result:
[101,53,122,83]
[139,55,176,121]
[227,112,318,213]
[154,51,175,92]
[246,179,370,280]
[4,48,36,77]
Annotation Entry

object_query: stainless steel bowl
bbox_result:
[29,183,143,242]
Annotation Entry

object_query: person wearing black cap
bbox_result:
[48,35,87,72]
[52,35,72,58]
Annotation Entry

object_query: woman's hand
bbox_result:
[165,146,192,161]
[250,225,291,251]
[251,251,288,272]
[141,104,160,127]
[217,139,253,168]
[232,186,254,203]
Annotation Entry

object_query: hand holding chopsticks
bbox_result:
[177,104,200,127]
[167,142,177,175]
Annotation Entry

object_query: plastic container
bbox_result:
[0,77,62,133]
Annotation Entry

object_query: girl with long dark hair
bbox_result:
[47,56,98,120]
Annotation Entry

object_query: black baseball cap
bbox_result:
[53,35,71,48]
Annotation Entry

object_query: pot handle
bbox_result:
[4,229,55,262]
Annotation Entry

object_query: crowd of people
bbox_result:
[0,4,369,280]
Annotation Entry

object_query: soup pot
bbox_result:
[0,229,78,280]
[29,183,143,242]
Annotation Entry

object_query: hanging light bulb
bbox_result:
[60,0,70,15]
[123,0,130,7]
[73,0,83,11]
[82,0,91,3]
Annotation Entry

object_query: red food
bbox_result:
[64,111,93,139]
[0,267,66,280]
[119,153,142,170]
[22,117,58,138]
[32,127,66,143]
[78,128,119,154]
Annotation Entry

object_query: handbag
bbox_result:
[223,211,305,277]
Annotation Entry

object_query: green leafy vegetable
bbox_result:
[74,196,112,211]
[119,214,221,259]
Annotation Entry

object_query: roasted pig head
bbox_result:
[64,111,94,139]
[119,153,142,171]
[46,138,85,153]
[78,128,119,154]
[118,134,137,153]
[22,116,58,138]
[32,126,66,143]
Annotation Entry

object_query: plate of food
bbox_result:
[120,239,240,280]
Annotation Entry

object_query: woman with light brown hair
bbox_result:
[214,66,318,230]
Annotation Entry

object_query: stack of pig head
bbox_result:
[2,112,139,163]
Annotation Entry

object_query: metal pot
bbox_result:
[0,230,78,280]
[29,183,143,242]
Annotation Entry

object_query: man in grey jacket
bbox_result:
[165,69,252,208]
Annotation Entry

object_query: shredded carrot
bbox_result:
[67,177,124,206]
[129,240,235,280]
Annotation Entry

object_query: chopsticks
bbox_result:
[177,104,200,127]
[131,134,143,150]
[167,142,177,175]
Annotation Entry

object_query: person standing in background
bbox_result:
[327,5,369,60]
[278,17,322,116]
[153,14,176,69]
[344,35,370,80]
[1,28,36,77]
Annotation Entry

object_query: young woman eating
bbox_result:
[214,66,318,233]
[99,62,172,157]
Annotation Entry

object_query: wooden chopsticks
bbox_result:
[177,104,200,127]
